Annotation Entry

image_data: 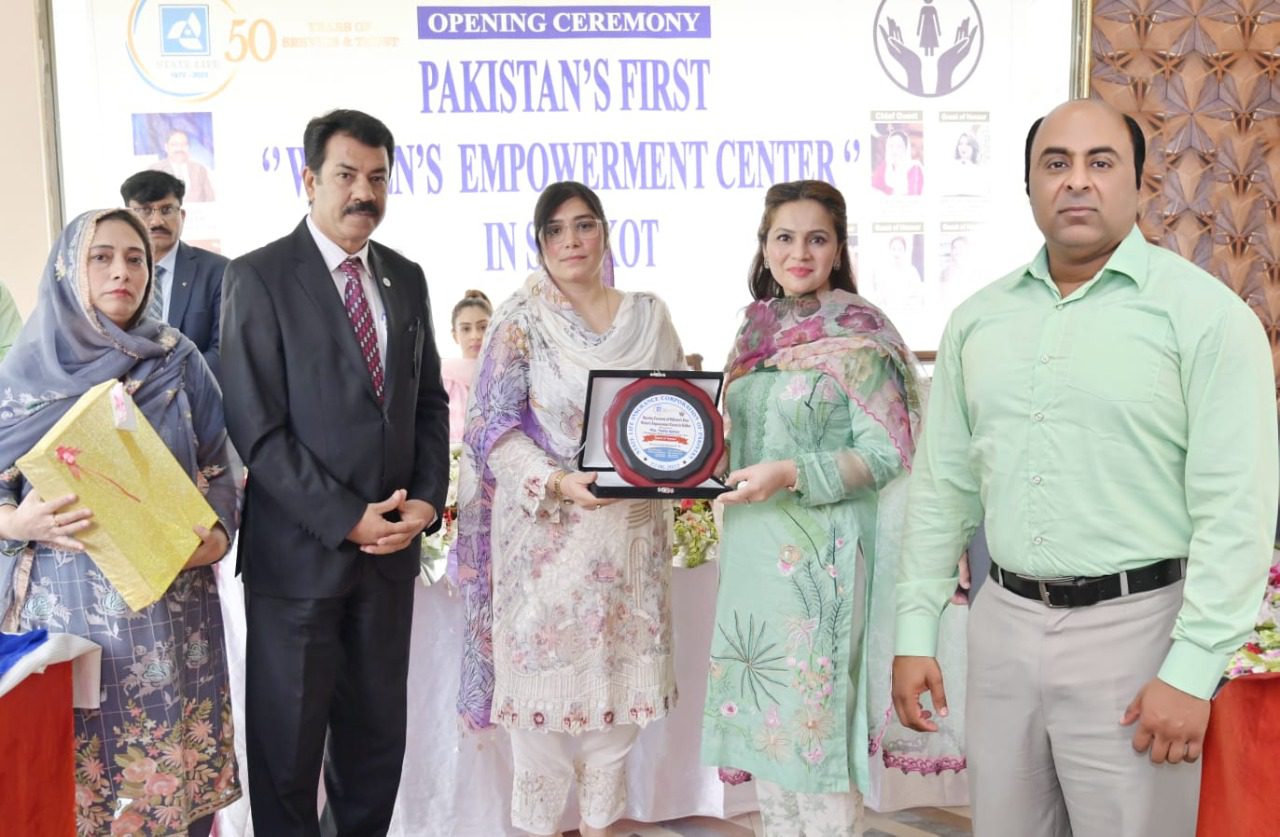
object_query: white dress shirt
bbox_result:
[305,215,388,358]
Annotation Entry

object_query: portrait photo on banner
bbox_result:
[871,121,925,198]
[941,121,989,197]
[130,111,218,203]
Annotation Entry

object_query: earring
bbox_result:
[764,260,771,271]
[834,258,842,270]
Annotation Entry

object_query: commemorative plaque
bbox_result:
[578,370,729,499]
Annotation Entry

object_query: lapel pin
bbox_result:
[382,276,391,287]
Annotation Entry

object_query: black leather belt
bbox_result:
[989,558,1186,609]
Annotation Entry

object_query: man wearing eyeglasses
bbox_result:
[121,169,227,378]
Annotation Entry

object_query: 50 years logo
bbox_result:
[127,1,277,100]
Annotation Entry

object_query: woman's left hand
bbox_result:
[718,460,797,506]
[184,523,229,570]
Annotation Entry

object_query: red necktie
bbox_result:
[338,257,385,402]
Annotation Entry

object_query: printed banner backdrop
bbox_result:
[52,1,1072,357]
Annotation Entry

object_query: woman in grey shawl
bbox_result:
[0,209,241,837]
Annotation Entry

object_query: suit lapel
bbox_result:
[166,242,195,328]
[289,221,380,406]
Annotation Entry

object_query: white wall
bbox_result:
[0,0,60,317]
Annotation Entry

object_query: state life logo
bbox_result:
[127,0,241,100]
[873,0,984,98]
[160,5,211,56]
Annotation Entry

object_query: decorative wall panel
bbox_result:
[1090,0,1280,390]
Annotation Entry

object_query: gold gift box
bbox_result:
[17,380,217,612]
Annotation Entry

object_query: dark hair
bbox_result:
[451,289,493,327]
[532,181,610,265]
[303,109,396,174]
[93,209,155,330]
[120,170,185,205]
[1023,109,1145,193]
[748,180,857,300]
[954,132,981,164]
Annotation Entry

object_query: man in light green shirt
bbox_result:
[0,282,21,363]
[893,100,1276,837]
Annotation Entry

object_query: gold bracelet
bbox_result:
[550,469,566,499]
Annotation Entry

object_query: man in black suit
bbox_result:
[220,109,450,837]
[121,170,226,377]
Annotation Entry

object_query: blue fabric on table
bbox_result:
[0,628,48,679]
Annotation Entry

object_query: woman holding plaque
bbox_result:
[701,181,925,835]
[453,181,684,837]
[0,209,240,837]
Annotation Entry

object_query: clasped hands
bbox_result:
[347,488,437,555]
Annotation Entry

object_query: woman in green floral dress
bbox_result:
[702,181,922,836]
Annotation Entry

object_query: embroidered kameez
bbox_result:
[0,210,241,835]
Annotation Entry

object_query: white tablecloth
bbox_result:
[214,558,757,836]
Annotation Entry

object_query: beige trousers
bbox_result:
[509,725,639,834]
[755,779,865,836]
[966,579,1201,837]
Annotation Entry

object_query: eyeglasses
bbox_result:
[131,204,181,219]
[542,218,603,245]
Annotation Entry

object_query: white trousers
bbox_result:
[509,725,639,834]
[755,779,865,836]
[966,579,1202,837]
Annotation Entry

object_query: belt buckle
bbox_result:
[1036,577,1076,608]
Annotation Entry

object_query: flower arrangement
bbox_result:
[673,498,719,568]
[420,443,463,586]
[1225,559,1280,678]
